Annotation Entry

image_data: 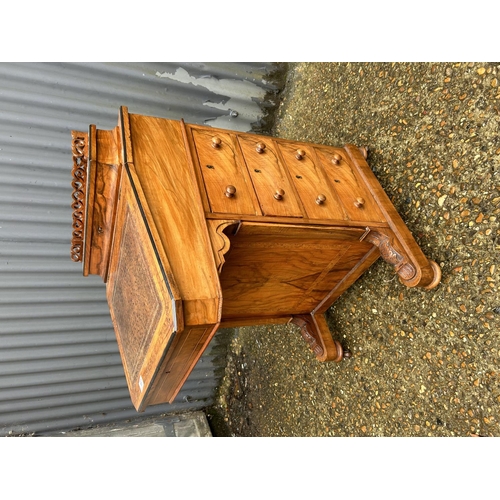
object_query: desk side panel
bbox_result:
[126,114,221,325]
[344,144,440,288]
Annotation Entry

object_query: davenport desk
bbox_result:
[70,107,441,411]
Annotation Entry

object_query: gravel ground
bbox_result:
[207,62,500,437]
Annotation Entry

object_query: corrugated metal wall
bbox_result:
[0,62,283,435]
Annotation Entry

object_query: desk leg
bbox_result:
[290,313,346,362]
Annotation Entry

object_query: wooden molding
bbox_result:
[70,131,88,263]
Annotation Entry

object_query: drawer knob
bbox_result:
[225,185,236,198]
[354,197,365,208]
[295,149,306,160]
[211,137,222,149]
[274,188,285,201]
[331,153,342,165]
[256,142,266,154]
[316,194,326,205]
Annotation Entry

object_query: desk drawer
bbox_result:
[278,141,346,220]
[192,128,258,215]
[315,146,385,223]
[238,136,303,217]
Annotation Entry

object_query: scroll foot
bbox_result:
[422,260,442,290]
[358,146,369,160]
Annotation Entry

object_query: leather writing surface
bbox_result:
[112,207,163,383]
[106,172,180,411]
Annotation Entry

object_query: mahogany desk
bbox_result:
[70,107,441,411]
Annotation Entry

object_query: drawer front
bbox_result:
[315,146,385,222]
[192,129,258,215]
[278,142,346,220]
[238,136,303,217]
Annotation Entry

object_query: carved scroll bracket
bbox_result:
[290,314,344,362]
[71,131,88,262]
[207,220,240,273]
[364,230,417,282]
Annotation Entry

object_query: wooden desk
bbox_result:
[70,107,441,411]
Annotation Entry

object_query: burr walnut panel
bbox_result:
[219,223,371,318]
[127,114,221,326]
[84,126,122,281]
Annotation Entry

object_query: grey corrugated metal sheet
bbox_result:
[0,62,283,435]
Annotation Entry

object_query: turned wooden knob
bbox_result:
[225,185,236,198]
[211,137,222,149]
[331,153,342,165]
[316,194,326,205]
[274,188,285,200]
[354,197,365,208]
[256,142,266,153]
[295,149,306,160]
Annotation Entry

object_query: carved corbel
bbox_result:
[290,313,345,362]
[207,220,240,273]
[363,230,417,282]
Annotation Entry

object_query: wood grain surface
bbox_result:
[126,112,222,326]
[191,128,260,215]
[220,222,372,317]
[238,135,303,217]
[315,145,385,223]
[277,141,347,220]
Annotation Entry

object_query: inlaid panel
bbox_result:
[112,208,163,384]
